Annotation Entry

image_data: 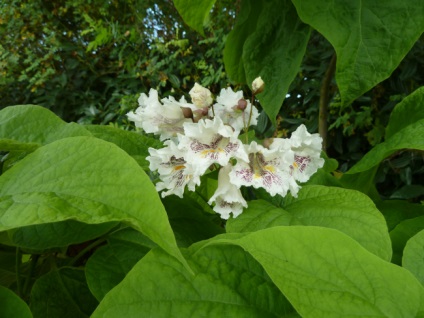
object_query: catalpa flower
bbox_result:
[229,141,299,197]
[127,89,191,141]
[270,125,324,182]
[208,165,247,219]
[147,140,200,198]
[211,87,259,133]
[178,117,248,175]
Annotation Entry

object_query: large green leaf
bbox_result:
[215,226,424,317]
[173,0,217,36]
[291,0,424,106]
[0,105,90,152]
[0,285,32,318]
[0,136,187,269]
[92,244,296,317]
[347,119,424,174]
[403,229,424,287]
[242,0,310,124]
[386,86,424,139]
[223,0,263,83]
[30,268,98,318]
[84,125,162,170]
[228,185,392,261]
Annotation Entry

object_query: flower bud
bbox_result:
[252,76,265,95]
[236,98,247,111]
[189,83,213,108]
[181,107,193,119]
[263,138,274,149]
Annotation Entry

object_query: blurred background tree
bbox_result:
[0,0,235,124]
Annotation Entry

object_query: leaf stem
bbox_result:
[22,254,40,297]
[15,247,23,297]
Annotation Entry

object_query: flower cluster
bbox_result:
[127,79,324,219]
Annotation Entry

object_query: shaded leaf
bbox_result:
[8,221,118,250]
[386,86,424,139]
[223,0,263,83]
[173,0,217,36]
[347,119,424,174]
[390,216,424,265]
[0,285,32,318]
[86,229,154,301]
[30,267,97,318]
[242,0,310,124]
[292,0,424,105]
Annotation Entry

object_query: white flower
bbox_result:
[270,125,324,183]
[229,141,299,197]
[178,117,248,175]
[252,76,265,94]
[147,140,201,198]
[127,89,191,141]
[211,87,259,133]
[208,165,247,219]
[189,83,213,108]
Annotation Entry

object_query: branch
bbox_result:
[319,54,336,152]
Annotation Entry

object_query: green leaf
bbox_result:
[30,267,98,318]
[390,216,424,265]
[340,165,380,200]
[377,200,424,232]
[347,119,424,174]
[0,105,91,151]
[84,125,162,170]
[227,200,293,233]
[220,226,424,317]
[163,195,224,247]
[403,229,424,287]
[0,285,32,318]
[92,244,296,317]
[386,86,424,139]
[173,0,217,36]
[223,0,264,83]
[291,0,424,106]
[8,221,118,250]
[228,186,392,260]
[242,0,311,124]
[0,136,187,270]
[86,229,154,301]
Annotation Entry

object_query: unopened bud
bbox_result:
[181,107,193,119]
[194,106,209,117]
[236,98,247,111]
[252,76,265,95]
[263,138,274,149]
[189,83,213,108]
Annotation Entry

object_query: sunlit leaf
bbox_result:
[0,136,187,269]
